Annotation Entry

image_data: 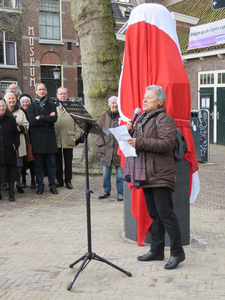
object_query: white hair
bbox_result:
[20,96,31,103]
[146,85,167,106]
[108,96,117,106]
[5,84,22,96]
[4,92,16,101]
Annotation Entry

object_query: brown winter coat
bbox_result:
[135,107,177,191]
[97,109,121,167]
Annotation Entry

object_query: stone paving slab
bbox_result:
[0,145,224,299]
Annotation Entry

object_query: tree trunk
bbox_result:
[71,0,121,164]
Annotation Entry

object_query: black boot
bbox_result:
[31,178,36,189]
[9,182,15,202]
[9,193,15,202]
[16,185,24,194]
[21,178,27,188]
[0,185,2,200]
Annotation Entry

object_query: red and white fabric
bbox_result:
[117,3,199,246]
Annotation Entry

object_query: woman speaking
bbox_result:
[125,85,185,270]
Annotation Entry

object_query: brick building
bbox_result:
[0,2,23,98]
[0,0,83,101]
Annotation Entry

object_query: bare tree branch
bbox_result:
[0,0,34,33]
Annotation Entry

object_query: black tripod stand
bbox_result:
[60,101,132,291]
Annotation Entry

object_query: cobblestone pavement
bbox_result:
[0,145,224,300]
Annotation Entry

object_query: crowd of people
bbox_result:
[0,83,83,201]
[0,83,123,203]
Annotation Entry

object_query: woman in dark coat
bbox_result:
[5,92,29,194]
[0,100,20,201]
[125,85,185,270]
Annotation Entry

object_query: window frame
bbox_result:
[40,64,62,100]
[0,0,21,9]
[39,0,62,43]
[0,80,17,97]
[0,31,17,68]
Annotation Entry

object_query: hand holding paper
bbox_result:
[109,125,137,157]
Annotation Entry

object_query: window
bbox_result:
[200,73,214,85]
[77,66,84,103]
[0,31,16,66]
[67,42,72,51]
[201,97,210,109]
[0,80,17,97]
[218,73,225,84]
[41,65,61,100]
[39,0,60,40]
[0,0,21,9]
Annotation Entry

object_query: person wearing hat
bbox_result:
[96,96,123,201]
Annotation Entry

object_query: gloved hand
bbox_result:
[75,131,85,146]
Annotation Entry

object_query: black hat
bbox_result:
[19,93,32,103]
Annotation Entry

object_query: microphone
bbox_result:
[131,107,141,125]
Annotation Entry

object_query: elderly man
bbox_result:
[96,96,123,201]
[27,83,58,195]
[54,87,81,189]
[5,84,22,102]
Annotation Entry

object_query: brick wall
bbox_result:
[184,56,225,109]
[21,0,80,100]
[176,21,192,44]
[0,15,23,96]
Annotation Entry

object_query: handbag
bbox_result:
[25,126,35,161]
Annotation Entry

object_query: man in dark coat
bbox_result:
[27,83,58,195]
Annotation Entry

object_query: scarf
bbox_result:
[35,93,48,112]
[123,110,158,188]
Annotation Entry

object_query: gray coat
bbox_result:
[97,109,121,167]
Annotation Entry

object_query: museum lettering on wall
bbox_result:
[28,27,36,86]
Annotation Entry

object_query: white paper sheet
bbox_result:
[109,125,137,157]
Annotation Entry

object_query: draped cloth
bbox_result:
[117,4,199,246]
